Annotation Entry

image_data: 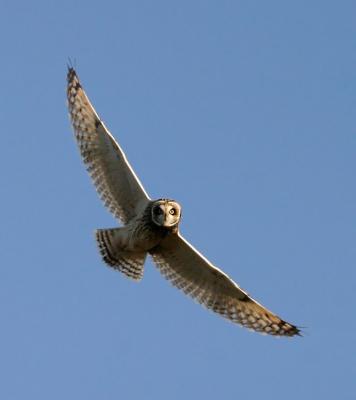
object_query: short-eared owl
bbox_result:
[67,67,300,337]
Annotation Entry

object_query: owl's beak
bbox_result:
[163,216,173,227]
[163,212,178,227]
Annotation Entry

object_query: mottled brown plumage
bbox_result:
[67,67,300,337]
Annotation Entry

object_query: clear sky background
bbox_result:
[1,1,355,399]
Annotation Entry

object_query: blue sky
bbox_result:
[1,1,355,398]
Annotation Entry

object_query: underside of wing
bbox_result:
[150,233,300,337]
[67,68,150,224]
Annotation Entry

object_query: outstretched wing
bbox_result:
[67,68,150,224]
[150,233,300,337]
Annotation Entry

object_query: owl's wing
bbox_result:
[150,233,300,337]
[67,68,150,224]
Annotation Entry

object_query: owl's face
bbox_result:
[151,199,181,228]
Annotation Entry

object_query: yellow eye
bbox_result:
[169,208,176,215]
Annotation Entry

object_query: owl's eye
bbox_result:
[169,208,176,215]
[154,206,163,215]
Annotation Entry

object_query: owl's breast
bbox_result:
[127,216,168,252]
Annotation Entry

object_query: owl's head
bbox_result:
[151,199,182,228]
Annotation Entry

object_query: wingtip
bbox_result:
[290,328,303,338]
[66,65,81,89]
[66,58,79,83]
[280,322,303,337]
[67,65,74,74]
[292,324,306,338]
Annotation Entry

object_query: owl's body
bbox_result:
[67,67,301,337]
[96,199,180,280]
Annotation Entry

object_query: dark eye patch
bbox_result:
[154,206,163,215]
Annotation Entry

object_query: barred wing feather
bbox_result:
[150,234,300,337]
[67,68,150,224]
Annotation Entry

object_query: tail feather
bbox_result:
[95,228,146,281]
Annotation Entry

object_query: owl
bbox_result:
[67,67,300,337]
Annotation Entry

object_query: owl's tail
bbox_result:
[95,228,146,281]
